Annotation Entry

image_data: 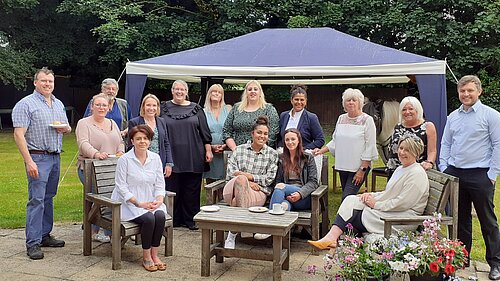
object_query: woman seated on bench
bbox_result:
[222,116,279,248]
[270,128,318,211]
[308,135,429,251]
[111,125,167,272]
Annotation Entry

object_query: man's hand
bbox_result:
[249,182,260,191]
[26,160,39,179]
[164,166,172,178]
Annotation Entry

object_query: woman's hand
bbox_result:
[149,200,162,211]
[205,150,213,162]
[233,171,253,181]
[359,193,376,208]
[286,192,302,203]
[249,182,261,191]
[95,152,109,160]
[164,166,172,178]
[352,170,365,186]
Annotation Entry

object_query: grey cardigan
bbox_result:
[274,153,318,199]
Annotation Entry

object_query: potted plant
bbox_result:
[308,214,467,281]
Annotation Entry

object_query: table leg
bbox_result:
[215,230,224,263]
[283,231,290,270]
[272,235,283,281]
[201,228,211,277]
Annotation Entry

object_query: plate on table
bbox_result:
[248,206,268,213]
[200,205,220,212]
[268,209,286,215]
[49,123,68,128]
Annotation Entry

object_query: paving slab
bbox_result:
[0,223,489,281]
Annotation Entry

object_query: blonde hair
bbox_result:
[89,93,111,115]
[457,75,482,92]
[204,84,226,111]
[398,134,424,158]
[399,96,425,124]
[341,88,364,111]
[238,80,267,112]
[171,80,189,100]
[139,94,160,117]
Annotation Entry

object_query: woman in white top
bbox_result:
[309,135,429,251]
[111,125,167,272]
[314,88,378,200]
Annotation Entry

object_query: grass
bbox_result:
[0,129,498,263]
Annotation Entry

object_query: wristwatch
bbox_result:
[359,167,367,172]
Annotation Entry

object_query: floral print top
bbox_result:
[386,122,429,171]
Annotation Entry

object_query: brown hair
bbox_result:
[457,75,482,92]
[34,67,54,80]
[282,128,305,177]
[129,124,154,141]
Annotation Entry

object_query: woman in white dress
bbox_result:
[111,124,167,272]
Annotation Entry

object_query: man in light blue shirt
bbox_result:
[12,67,71,260]
[439,75,500,280]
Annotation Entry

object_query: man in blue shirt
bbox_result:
[439,75,500,280]
[12,67,72,260]
[83,78,132,137]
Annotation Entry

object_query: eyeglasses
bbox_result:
[93,104,109,108]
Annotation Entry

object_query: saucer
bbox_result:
[248,206,268,213]
[268,210,286,215]
[200,205,220,212]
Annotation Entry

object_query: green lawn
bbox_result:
[0,130,498,263]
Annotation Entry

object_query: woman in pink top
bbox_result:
[76,93,125,242]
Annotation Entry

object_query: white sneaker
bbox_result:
[254,233,271,240]
[224,232,236,249]
[93,232,111,243]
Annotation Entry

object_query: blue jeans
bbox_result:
[269,184,311,211]
[78,168,111,236]
[26,154,60,248]
[338,167,371,201]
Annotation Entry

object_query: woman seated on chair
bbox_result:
[222,116,279,248]
[111,125,167,272]
[269,128,318,212]
[308,135,429,251]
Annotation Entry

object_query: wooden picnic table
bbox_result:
[193,206,298,281]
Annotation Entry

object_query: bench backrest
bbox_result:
[423,169,457,216]
[223,150,328,185]
[83,158,119,198]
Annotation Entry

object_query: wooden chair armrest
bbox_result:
[164,192,175,218]
[205,179,225,191]
[85,193,121,207]
[205,180,226,205]
[310,184,328,198]
[381,215,453,224]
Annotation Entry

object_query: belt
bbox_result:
[29,150,60,155]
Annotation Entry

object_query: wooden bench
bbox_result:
[82,158,175,270]
[381,169,459,239]
[205,152,329,251]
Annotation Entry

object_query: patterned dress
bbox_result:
[222,102,279,148]
[386,122,429,171]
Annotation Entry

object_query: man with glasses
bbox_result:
[12,67,71,260]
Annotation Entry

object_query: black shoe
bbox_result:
[41,234,65,247]
[187,224,199,231]
[27,245,44,260]
[490,265,500,280]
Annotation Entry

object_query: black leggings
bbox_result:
[132,211,166,249]
[333,209,367,236]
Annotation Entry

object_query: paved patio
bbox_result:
[0,223,489,280]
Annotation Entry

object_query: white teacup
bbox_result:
[272,203,284,213]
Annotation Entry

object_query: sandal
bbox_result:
[143,260,158,272]
[155,262,167,271]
